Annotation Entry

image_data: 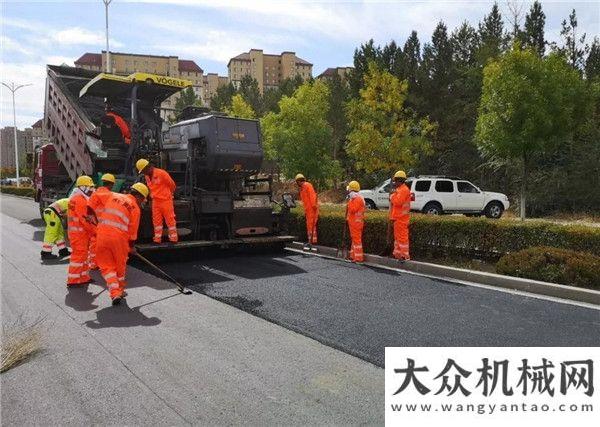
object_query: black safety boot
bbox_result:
[41,251,58,260]
[58,248,71,258]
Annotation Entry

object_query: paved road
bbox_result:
[0,194,382,425]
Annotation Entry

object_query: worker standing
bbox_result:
[346,181,365,263]
[41,198,71,260]
[295,174,318,246]
[87,173,116,269]
[389,170,411,260]
[66,176,96,286]
[95,183,148,305]
[136,159,178,244]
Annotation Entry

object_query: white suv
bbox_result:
[359,176,510,219]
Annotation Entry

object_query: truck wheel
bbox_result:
[484,201,504,219]
[422,202,442,215]
[365,199,377,210]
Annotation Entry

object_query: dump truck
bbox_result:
[42,65,295,252]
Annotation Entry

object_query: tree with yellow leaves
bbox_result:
[226,94,256,119]
[346,62,434,175]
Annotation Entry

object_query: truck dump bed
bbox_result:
[44,65,133,181]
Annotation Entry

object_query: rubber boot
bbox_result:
[59,248,71,258]
[41,251,58,260]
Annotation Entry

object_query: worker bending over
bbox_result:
[41,198,71,260]
[104,103,131,145]
[346,181,366,263]
[87,173,116,269]
[96,183,148,305]
[136,159,178,244]
[295,174,319,246]
[67,176,96,286]
[389,170,411,260]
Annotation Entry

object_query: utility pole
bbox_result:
[103,0,113,73]
[1,82,32,188]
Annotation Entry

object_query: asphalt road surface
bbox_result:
[1,194,599,425]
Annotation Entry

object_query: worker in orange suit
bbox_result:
[389,170,411,260]
[136,159,178,244]
[346,180,366,263]
[295,173,318,247]
[66,176,96,286]
[104,104,131,144]
[95,183,148,305]
[87,173,116,269]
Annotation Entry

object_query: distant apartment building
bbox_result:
[228,49,312,93]
[317,67,353,81]
[74,51,204,108]
[1,126,32,169]
[31,119,50,150]
[202,73,229,106]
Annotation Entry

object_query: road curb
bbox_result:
[287,242,600,306]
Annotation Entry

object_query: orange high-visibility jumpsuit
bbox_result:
[346,193,366,262]
[145,168,178,243]
[87,186,114,269]
[67,192,96,285]
[299,181,318,244]
[106,112,131,144]
[389,184,411,260]
[95,193,141,300]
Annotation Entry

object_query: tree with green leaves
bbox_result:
[451,22,479,68]
[476,48,590,219]
[238,75,263,116]
[345,62,434,176]
[324,73,351,165]
[478,2,505,62]
[554,9,588,70]
[210,83,236,112]
[348,39,383,96]
[586,38,600,80]
[262,76,304,114]
[524,1,546,56]
[226,94,255,119]
[261,80,339,187]
[174,87,200,118]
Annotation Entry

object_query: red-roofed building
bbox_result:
[317,67,353,81]
[228,49,313,93]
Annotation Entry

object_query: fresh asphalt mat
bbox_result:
[134,248,600,368]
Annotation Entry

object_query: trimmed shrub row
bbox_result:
[288,207,600,258]
[0,186,35,198]
[497,247,600,289]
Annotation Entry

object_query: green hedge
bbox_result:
[0,186,35,198]
[496,246,600,289]
[289,207,600,258]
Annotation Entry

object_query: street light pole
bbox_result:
[1,82,32,188]
[103,0,113,73]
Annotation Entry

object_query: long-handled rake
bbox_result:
[133,252,193,295]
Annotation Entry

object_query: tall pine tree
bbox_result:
[555,9,588,70]
[478,2,505,63]
[585,38,600,80]
[524,1,546,56]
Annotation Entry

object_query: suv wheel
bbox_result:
[365,199,377,210]
[484,201,504,219]
[422,202,443,215]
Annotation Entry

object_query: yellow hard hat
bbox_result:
[101,173,116,184]
[75,175,94,187]
[347,180,360,192]
[295,173,305,181]
[130,182,149,198]
[135,158,150,173]
[393,170,407,179]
